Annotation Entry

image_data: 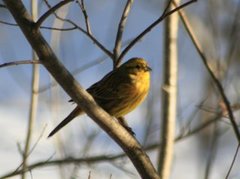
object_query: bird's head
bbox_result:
[120,57,152,76]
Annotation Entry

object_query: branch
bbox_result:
[64,20,114,59]
[158,0,179,177]
[0,60,41,68]
[0,20,18,26]
[35,0,74,29]
[225,143,240,178]
[174,0,240,142]
[203,124,219,179]
[41,25,77,31]
[77,0,92,35]
[1,155,125,178]
[38,55,108,93]
[113,0,134,65]
[4,1,159,178]
[118,0,197,62]
[43,0,114,59]
[0,19,79,31]
[15,125,47,173]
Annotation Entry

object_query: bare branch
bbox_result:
[203,124,218,179]
[162,0,175,17]
[142,93,154,146]
[62,20,114,59]
[158,1,179,177]
[1,154,125,178]
[41,25,77,31]
[113,0,134,64]
[174,0,240,142]
[38,55,108,93]
[15,125,47,173]
[0,60,41,68]
[35,0,74,29]
[43,0,114,59]
[0,20,78,31]
[118,0,196,62]
[225,143,240,179]
[0,20,18,26]
[77,0,92,35]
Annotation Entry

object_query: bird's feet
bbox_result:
[117,117,135,136]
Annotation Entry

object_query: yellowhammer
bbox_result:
[48,57,151,137]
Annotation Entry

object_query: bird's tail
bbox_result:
[48,107,83,137]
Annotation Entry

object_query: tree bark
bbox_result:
[158,0,180,178]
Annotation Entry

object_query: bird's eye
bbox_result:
[136,64,141,69]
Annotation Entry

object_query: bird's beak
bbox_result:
[145,66,152,72]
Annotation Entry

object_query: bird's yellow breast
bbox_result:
[113,71,150,117]
[134,71,150,93]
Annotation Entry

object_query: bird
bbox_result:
[48,57,151,137]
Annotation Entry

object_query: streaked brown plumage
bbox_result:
[48,57,151,137]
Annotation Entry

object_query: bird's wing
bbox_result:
[68,70,131,103]
[87,70,130,101]
[68,71,117,103]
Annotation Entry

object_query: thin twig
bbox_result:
[77,0,92,35]
[142,92,154,146]
[111,162,136,177]
[0,19,78,32]
[41,25,77,31]
[15,125,47,173]
[225,143,240,179]
[204,123,219,179]
[0,60,41,68]
[113,0,134,65]
[35,0,74,29]
[0,19,78,31]
[62,19,114,59]
[38,55,108,92]
[0,20,18,26]
[174,0,240,142]
[70,130,100,178]
[118,0,197,63]
[162,0,175,17]
[43,0,114,59]
[1,155,125,178]
[179,104,201,135]
[223,0,240,85]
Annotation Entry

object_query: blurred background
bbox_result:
[0,0,240,178]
